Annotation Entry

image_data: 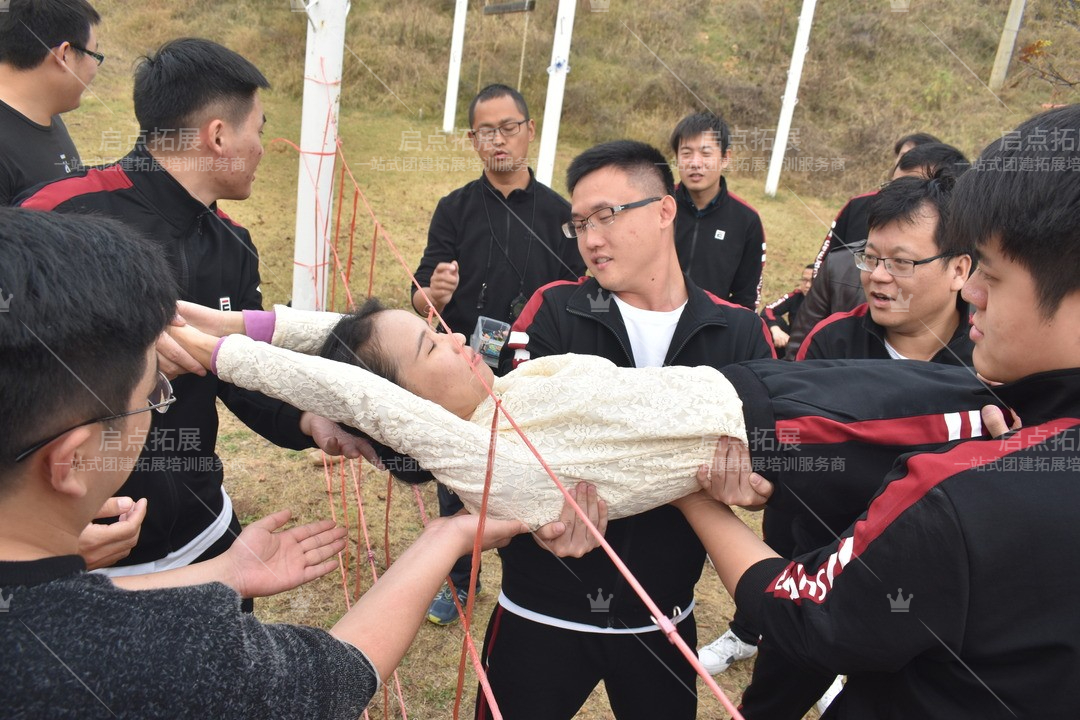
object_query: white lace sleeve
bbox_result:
[269,305,345,354]
[215,338,748,529]
[214,335,548,525]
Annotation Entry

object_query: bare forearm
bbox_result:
[411,287,444,315]
[330,519,470,680]
[674,494,779,596]
[111,555,236,592]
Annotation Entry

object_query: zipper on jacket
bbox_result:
[567,305,635,367]
[665,318,727,366]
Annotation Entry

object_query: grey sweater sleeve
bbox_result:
[5,572,378,719]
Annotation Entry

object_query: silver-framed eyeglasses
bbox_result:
[470,119,529,142]
[14,372,176,463]
[562,197,663,239]
[853,249,955,278]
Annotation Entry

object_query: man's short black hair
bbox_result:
[0,209,176,481]
[894,142,969,179]
[893,132,942,156]
[133,38,269,145]
[467,84,529,129]
[944,104,1080,317]
[669,111,731,155]
[0,0,100,70]
[566,140,675,198]
[868,173,968,256]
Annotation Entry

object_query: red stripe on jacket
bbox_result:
[19,165,134,211]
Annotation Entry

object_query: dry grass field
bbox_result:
[63,0,1080,717]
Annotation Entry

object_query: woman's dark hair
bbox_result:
[316,298,434,485]
[317,297,399,384]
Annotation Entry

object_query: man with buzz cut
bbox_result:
[0,0,102,205]
[676,103,1080,719]
[410,83,584,625]
[670,110,765,310]
[18,38,367,591]
[489,140,773,720]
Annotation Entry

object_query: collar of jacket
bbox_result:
[981,367,1080,427]
[564,276,730,365]
[479,166,538,202]
[121,145,220,231]
[674,176,729,218]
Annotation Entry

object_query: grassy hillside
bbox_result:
[65,1,1080,717]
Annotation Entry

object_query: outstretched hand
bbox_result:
[533,482,608,558]
[224,510,347,598]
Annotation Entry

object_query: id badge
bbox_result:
[470,316,511,369]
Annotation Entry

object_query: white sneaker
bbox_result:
[815,675,845,714]
[697,629,758,674]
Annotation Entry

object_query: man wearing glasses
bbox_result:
[484,141,773,719]
[0,0,102,205]
[796,174,974,363]
[729,172,976,720]
[410,84,584,626]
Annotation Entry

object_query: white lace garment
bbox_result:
[214,306,747,528]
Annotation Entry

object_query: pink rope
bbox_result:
[283,91,745,716]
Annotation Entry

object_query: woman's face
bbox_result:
[374,310,494,419]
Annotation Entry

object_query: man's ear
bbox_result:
[720,149,732,173]
[41,426,96,500]
[950,254,973,291]
[658,194,678,230]
[204,118,227,157]
[48,42,75,70]
[526,118,536,143]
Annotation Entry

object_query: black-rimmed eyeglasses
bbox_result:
[853,249,955,278]
[70,43,105,66]
[14,372,175,463]
[562,197,662,239]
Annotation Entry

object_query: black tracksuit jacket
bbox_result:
[19,147,314,565]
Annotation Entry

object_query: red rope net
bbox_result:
[277,62,745,719]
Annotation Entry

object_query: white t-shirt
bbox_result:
[612,295,687,368]
[883,339,910,360]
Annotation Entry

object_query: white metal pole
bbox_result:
[989,0,1026,92]
[292,0,350,311]
[765,0,816,197]
[443,0,468,133]
[535,0,576,188]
